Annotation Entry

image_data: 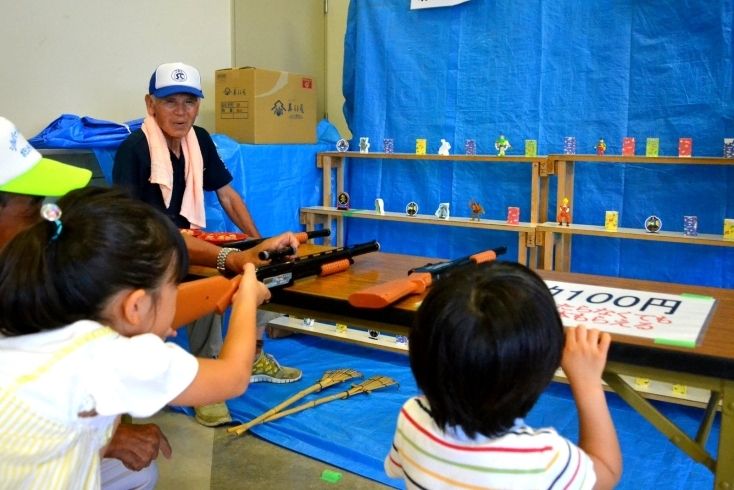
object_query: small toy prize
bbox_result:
[395,335,409,346]
[525,140,537,157]
[382,138,394,154]
[595,137,607,155]
[645,215,662,233]
[435,203,450,219]
[678,138,692,157]
[335,324,348,334]
[375,198,385,215]
[415,139,427,155]
[468,198,484,221]
[557,198,571,226]
[438,139,451,156]
[724,138,734,158]
[336,139,349,152]
[646,138,659,157]
[605,211,619,231]
[336,191,350,210]
[507,207,520,225]
[368,329,380,340]
[359,137,370,154]
[683,216,698,237]
[563,137,576,155]
[406,201,418,216]
[464,139,477,155]
[724,219,734,241]
[622,137,635,156]
[495,135,511,156]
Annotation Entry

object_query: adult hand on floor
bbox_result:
[104,423,173,471]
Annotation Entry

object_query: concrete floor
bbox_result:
[137,408,390,490]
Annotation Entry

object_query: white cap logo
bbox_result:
[172,69,187,82]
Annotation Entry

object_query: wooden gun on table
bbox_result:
[347,245,507,309]
[172,240,380,328]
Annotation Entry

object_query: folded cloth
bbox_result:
[142,116,206,229]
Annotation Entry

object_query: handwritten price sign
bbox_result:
[545,281,717,346]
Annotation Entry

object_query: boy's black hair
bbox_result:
[409,261,564,438]
[0,186,189,336]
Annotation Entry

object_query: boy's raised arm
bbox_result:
[561,325,622,490]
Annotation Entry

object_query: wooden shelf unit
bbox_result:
[542,154,734,271]
[300,206,537,265]
[306,151,552,265]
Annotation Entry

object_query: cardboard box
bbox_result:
[215,67,317,144]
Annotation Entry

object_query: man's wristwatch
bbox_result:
[216,247,238,275]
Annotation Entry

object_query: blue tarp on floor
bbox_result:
[341,0,734,289]
[171,332,719,489]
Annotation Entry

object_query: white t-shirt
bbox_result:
[0,320,198,426]
[385,396,596,490]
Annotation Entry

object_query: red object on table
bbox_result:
[197,232,248,245]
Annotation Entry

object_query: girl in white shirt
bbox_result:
[0,186,269,490]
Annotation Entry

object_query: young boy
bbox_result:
[385,261,622,490]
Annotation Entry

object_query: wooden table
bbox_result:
[245,244,734,489]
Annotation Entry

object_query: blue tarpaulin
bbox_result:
[342,0,734,288]
[170,332,719,490]
[29,114,143,149]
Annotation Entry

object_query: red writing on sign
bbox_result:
[556,304,671,331]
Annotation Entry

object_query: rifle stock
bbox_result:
[172,275,241,329]
[348,245,507,309]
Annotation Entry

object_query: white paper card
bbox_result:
[411,0,470,10]
[546,280,717,346]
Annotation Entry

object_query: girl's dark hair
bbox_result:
[0,186,189,336]
[409,261,564,438]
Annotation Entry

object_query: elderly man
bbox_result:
[0,116,166,489]
[112,62,301,428]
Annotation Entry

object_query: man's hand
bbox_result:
[227,232,300,270]
[104,423,172,471]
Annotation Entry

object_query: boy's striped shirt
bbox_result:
[385,396,595,490]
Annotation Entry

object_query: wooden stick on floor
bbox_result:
[228,368,363,436]
[254,376,399,427]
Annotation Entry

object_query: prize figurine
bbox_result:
[336,139,349,152]
[438,139,451,156]
[557,197,571,226]
[435,203,450,219]
[595,137,607,155]
[337,192,350,210]
[645,215,662,233]
[406,201,418,216]
[359,137,370,153]
[495,135,512,156]
[469,198,484,221]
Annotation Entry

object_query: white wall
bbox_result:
[325,0,352,139]
[0,0,231,136]
[232,0,326,124]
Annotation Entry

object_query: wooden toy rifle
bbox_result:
[226,228,331,251]
[172,240,380,328]
[347,245,507,309]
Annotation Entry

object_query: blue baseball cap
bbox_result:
[148,62,204,99]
